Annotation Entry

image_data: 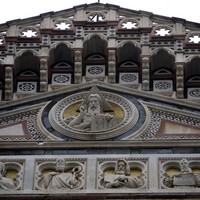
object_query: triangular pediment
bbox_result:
[0,81,200,147]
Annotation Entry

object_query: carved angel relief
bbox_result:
[0,161,24,191]
[161,158,200,188]
[97,159,147,189]
[34,158,85,191]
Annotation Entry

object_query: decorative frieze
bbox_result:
[0,155,199,194]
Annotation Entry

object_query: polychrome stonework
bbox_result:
[0,2,200,200]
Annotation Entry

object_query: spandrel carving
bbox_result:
[34,158,85,191]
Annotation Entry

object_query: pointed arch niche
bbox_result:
[48,43,74,85]
[14,51,40,93]
[116,42,141,85]
[150,49,175,92]
[184,57,200,99]
[83,35,107,79]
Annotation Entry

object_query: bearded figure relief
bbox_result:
[35,159,84,191]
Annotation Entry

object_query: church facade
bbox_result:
[0,3,200,199]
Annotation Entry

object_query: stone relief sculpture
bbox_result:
[35,158,84,190]
[65,86,120,132]
[98,159,146,189]
[48,84,141,140]
[162,158,200,188]
[0,161,23,191]
[0,162,16,190]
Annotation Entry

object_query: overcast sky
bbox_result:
[1,0,200,24]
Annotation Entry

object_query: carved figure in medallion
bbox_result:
[40,159,82,190]
[104,159,144,189]
[66,86,120,131]
[0,162,16,191]
[163,158,200,188]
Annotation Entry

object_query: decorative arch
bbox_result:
[152,25,174,36]
[118,18,140,29]
[18,26,39,38]
[83,34,108,78]
[14,51,40,75]
[86,11,106,22]
[117,40,141,49]
[151,47,174,57]
[15,49,39,59]
[184,57,200,98]
[185,55,200,63]
[50,41,73,49]
[84,33,107,43]
[14,51,40,93]
[116,41,141,85]
[185,32,200,44]
[48,42,74,85]
[150,48,175,92]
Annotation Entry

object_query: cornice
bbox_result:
[0,81,200,113]
[1,139,200,149]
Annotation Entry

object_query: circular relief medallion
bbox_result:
[47,87,139,140]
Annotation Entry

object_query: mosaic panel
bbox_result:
[51,73,71,85]
[153,80,173,91]
[187,88,200,99]
[119,73,138,84]
[17,82,37,93]
[86,65,105,77]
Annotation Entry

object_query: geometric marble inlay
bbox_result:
[156,119,200,137]
[119,73,139,84]
[86,65,105,77]
[0,121,31,138]
[17,82,37,93]
[153,80,173,91]
[187,88,200,99]
[51,73,71,85]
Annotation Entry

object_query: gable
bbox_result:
[0,81,200,147]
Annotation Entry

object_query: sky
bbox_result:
[1,0,200,24]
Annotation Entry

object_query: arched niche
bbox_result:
[48,43,74,85]
[150,48,175,92]
[184,57,200,99]
[83,34,107,77]
[116,42,141,84]
[14,51,40,93]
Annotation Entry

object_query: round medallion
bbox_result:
[39,86,149,141]
[48,91,138,140]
